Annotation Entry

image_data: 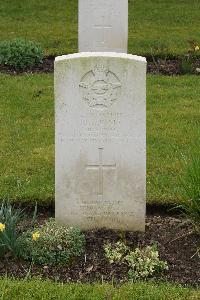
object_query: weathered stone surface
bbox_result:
[78,0,128,53]
[55,52,146,231]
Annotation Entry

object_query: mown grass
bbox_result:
[147,75,200,203]
[0,0,200,57]
[0,74,54,205]
[0,278,199,300]
[0,73,199,205]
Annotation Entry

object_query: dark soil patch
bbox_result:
[147,59,181,75]
[0,56,54,75]
[1,56,200,76]
[0,212,199,287]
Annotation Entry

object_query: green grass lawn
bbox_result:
[0,278,199,300]
[0,74,54,205]
[0,73,199,205]
[1,0,200,57]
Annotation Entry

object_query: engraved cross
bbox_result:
[86,148,116,196]
[94,16,112,45]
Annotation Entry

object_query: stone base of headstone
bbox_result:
[55,52,146,231]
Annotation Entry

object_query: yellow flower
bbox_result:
[32,231,40,241]
[0,223,5,232]
[195,45,199,51]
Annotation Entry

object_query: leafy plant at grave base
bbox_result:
[177,151,200,234]
[180,40,200,74]
[104,241,168,281]
[150,43,169,72]
[104,241,129,264]
[126,246,169,281]
[17,218,85,265]
[0,38,44,70]
[0,200,24,257]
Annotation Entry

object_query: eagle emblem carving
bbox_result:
[79,65,121,109]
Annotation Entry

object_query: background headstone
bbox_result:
[78,0,128,53]
[55,53,146,231]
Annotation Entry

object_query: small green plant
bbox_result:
[126,246,168,281]
[17,218,85,265]
[0,200,23,256]
[150,44,169,73]
[104,242,168,281]
[178,152,200,233]
[104,241,129,263]
[0,38,43,70]
[180,40,200,74]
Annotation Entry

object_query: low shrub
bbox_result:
[0,200,23,257]
[17,218,85,265]
[0,38,43,70]
[125,246,168,281]
[180,40,200,74]
[104,241,168,281]
[104,241,129,264]
[178,151,200,233]
[150,43,169,73]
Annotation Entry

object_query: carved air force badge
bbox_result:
[79,65,121,109]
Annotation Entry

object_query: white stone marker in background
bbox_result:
[55,53,146,231]
[78,0,128,53]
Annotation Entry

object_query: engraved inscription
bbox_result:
[66,111,138,144]
[79,65,121,110]
[86,148,116,195]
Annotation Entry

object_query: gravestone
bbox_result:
[55,52,146,231]
[78,0,128,52]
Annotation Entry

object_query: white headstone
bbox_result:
[55,53,146,231]
[78,0,128,53]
